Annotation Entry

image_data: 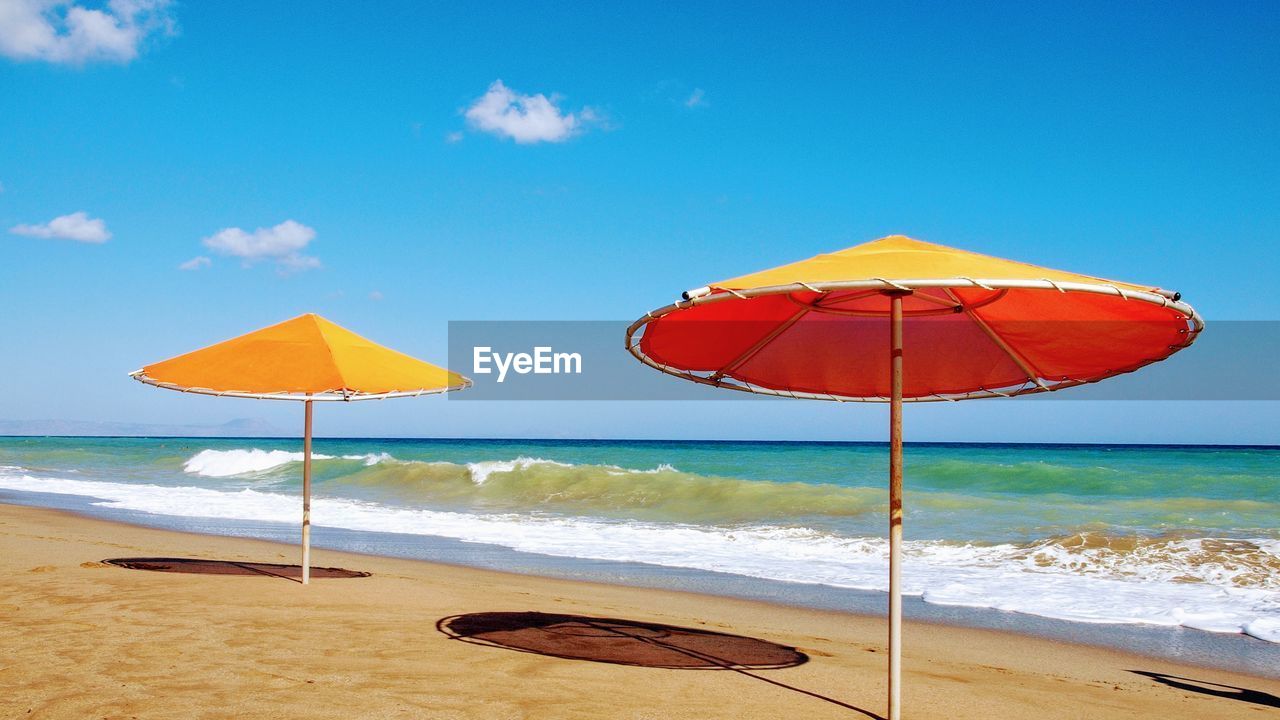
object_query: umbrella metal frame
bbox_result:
[128,371,471,584]
[625,277,1202,720]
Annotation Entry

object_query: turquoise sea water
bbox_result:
[1,437,1277,644]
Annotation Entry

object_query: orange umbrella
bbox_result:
[626,235,1202,719]
[131,313,469,583]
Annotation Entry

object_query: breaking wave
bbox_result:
[180,450,884,523]
[172,449,1280,533]
[182,448,391,477]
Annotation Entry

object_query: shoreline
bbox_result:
[5,485,1279,680]
[2,502,1277,719]
[7,484,1280,676]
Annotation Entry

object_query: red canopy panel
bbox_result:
[639,287,1192,400]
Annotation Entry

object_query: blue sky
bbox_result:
[1,1,1277,443]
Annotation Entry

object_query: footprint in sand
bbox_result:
[28,565,57,573]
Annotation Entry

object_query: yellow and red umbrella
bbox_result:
[131,313,469,583]
[626,235,1202,719]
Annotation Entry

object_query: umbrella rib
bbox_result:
[710,306,811,381]
[309,316,353,399]
[906,291,962,310]
[808,289,881,308]
[786,288,976,316]
[943,288,1050,390]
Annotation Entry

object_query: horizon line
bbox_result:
[1,434,1276,450]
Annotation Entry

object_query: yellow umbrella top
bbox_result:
[130,313,469,401]
[712,235,1157,292]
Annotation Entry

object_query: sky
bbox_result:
[0,1,1277,443]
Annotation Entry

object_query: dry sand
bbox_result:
[1,502,1276,719]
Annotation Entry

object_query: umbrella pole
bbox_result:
[888,293,904,720]
[302,399,313,585]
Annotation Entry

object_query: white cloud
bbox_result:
[0,0,175,65]
[368,290,384,301]
[178,255,210,271]
[445,130,463,144]
[685,88,707,108]
[464,79,590,144]
[10,211,111,242]
[202,219,320,273]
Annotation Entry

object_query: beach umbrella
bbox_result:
[625,235,1202,719]
[130,313,469,584]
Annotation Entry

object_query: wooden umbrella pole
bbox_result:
[888,293,904,720]
[302,399,313,585]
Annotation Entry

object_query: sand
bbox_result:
[1,502,1276,719]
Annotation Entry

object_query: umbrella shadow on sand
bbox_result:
[437,611,883,718]
[1130,670,1280,709]
[103,557,370,584]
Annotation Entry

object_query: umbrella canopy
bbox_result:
[132,313,468,583]
[625,235,1202,720]
[630,235,1201,401]
[131,313,468,400]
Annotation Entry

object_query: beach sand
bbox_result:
[1,502,1275,719]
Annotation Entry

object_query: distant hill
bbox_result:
[0,418,285,437]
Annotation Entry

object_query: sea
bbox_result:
[2,437,1277,673]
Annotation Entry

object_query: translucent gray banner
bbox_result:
[447,321,1279,401]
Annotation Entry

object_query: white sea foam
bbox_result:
[464,456,677,483]
[1245,617,1280,643]
[182,449,392,477]
[605,462,679,476]
[183,449,326,477]
[1,469,1276,643]
[184,449,668,483]
[465,456,574,484]
[348,452,394,466]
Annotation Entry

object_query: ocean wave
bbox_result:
[182,448,390,477]
[465,456,575,484]
[335,455,882,523]
[175,449,1280,532]
[1,470,1276,643]
[178,449,877,523]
